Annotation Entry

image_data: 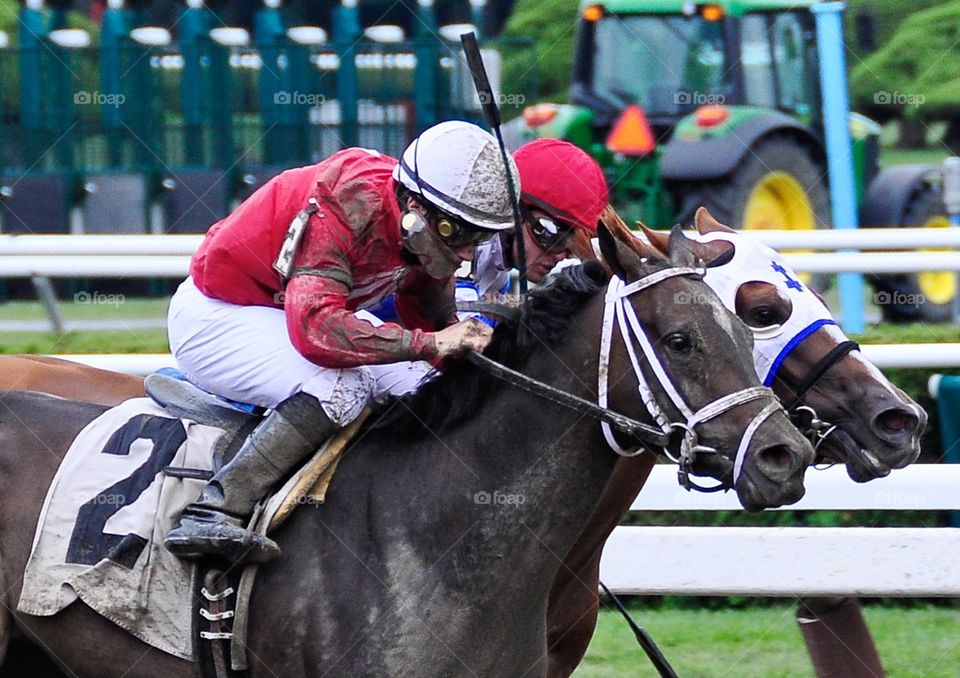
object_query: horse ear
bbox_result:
[597,221,633,280]
[667,225,701,268]
[694,207,735,234]
[639,223,670,256]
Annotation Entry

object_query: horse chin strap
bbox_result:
[598,273,781,493]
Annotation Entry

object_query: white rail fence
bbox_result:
[45,343,960,374]
[8,232,959,598]
[0,228,958,276]
[600,465,960,597]
[42,353,960,597]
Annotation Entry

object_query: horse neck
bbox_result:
[462,294,624,567]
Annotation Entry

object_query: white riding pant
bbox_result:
[167,277,436,425]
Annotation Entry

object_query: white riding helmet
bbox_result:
[393,120,520,231]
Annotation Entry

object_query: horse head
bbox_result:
[597,223,815,510]
[640,207,925,482]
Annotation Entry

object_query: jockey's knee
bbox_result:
[302,367,375,426]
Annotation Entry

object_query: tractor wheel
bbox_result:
[876,183,955,323]
[678,135,831,289]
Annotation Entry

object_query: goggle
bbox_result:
[521,204,575,250]
[434,214,496,248]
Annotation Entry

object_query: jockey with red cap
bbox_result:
[164,121,518,563]
[462,138,608,313]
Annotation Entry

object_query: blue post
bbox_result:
[100,2,133,166]
[19,1,48,168]
[414,0,438,131]
[813,2,864,334]
[180,1,212,166]
[255,0,288,165]
[470,0,486,39]
[334,0,360,148]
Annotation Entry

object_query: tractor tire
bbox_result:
[676,134,831,290]
[874,184,955,323]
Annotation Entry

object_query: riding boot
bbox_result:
[164,392,338,563]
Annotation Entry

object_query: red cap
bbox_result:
[513,139,608,235]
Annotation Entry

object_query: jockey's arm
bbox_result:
[283,207,442,368]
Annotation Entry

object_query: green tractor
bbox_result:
[502,0,955,322]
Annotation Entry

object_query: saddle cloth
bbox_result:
[17,398,227,659]
[17,397,358,660]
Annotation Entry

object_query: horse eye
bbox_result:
[665,332,692,353]
[750,306,777,327]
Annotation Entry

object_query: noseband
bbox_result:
[778,338,860,454]
[598,269,781,492]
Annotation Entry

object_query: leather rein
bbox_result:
[467,266,782,494]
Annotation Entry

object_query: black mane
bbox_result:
[369,261,609,440]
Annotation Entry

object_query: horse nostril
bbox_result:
[874,407,919,437]
[756,444,794,473]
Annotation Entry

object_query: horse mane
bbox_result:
[369,261,610,440]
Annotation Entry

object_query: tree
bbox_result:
[849,1,960,149]
[500,0,579,105]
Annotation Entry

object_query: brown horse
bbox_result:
[0,355,144,406]
[543,208,926,676]
[0,228,815,677]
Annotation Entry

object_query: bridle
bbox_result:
[465,265,785,494]
[776,337,860,457]
[598,268,781,492]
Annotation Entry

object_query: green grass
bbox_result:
[575,604,960,677]
[879,147,950,168]
[0,328,169,355]
[0,297,168,322]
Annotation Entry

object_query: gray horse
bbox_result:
[0,227,814,677]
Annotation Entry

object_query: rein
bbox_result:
[464,352,670,447]
[468,266,782,494]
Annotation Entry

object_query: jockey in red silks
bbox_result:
[164,121,519,563]
[459,138,609,315]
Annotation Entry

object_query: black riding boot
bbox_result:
[164,392,338,563]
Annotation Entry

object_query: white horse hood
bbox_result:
[697,231,837,387]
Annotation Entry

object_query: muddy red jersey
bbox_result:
[190,149,455,368]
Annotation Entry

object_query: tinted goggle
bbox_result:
[434,213,496,248]
[521,204,576,250]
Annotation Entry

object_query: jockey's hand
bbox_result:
[434,318,494,358]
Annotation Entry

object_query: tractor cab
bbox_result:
[571,1,821,137]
